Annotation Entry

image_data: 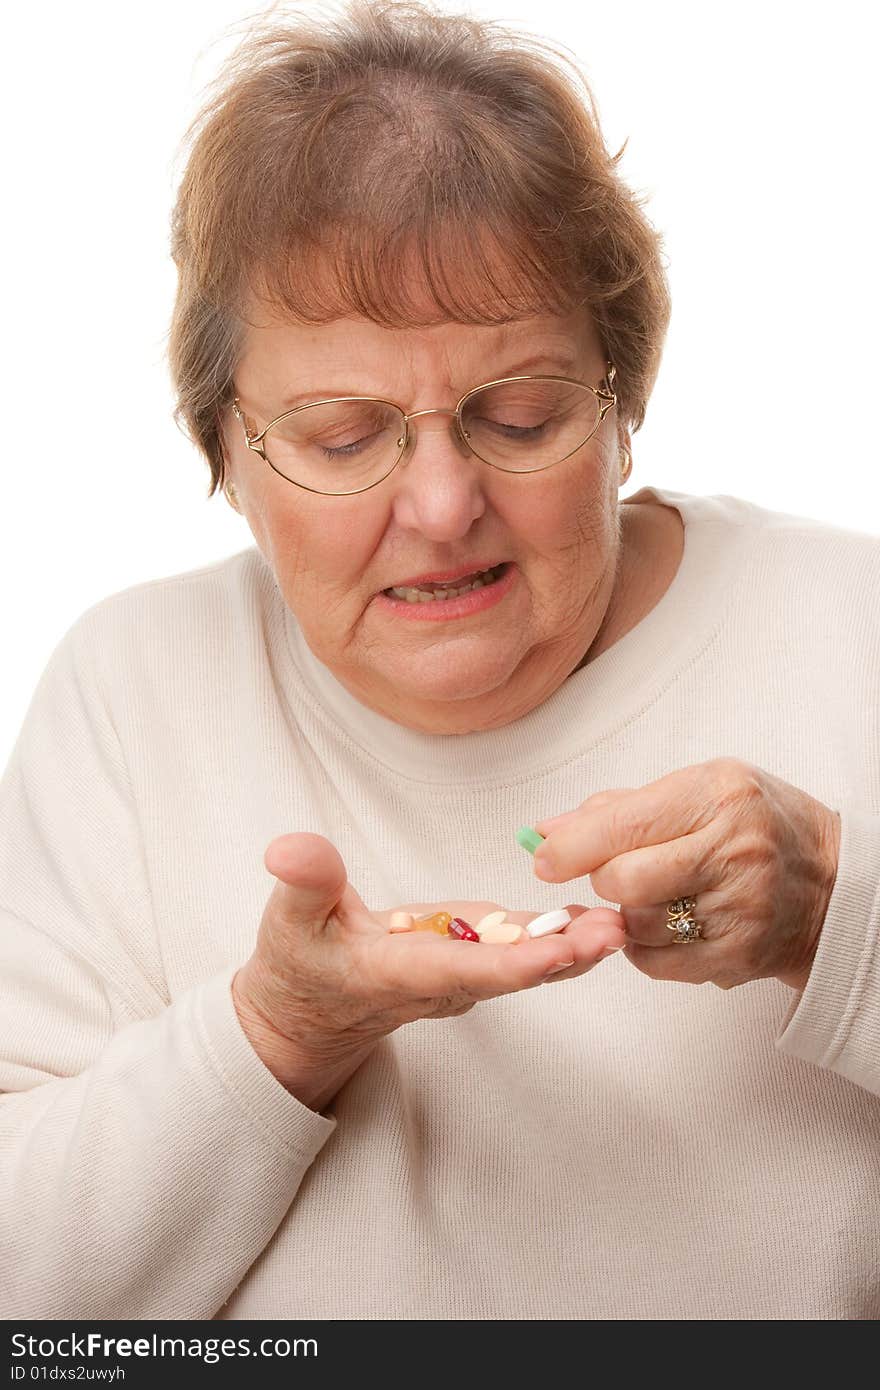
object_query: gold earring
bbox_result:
[619,449,632,485]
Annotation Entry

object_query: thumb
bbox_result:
[264,832,350,924]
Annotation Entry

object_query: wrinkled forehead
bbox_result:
[234,223,603,378]
[238,307,600,379]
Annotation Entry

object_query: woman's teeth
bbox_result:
[387,564,503,602]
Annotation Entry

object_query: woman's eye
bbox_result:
[480,418,550,437]
[319,433,376,458]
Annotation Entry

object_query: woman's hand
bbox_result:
[232,833,626,1110]
[532,757,841,992]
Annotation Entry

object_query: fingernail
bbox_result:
[600,943,625,959]
[542,961,572,978]
[533,851,558,882]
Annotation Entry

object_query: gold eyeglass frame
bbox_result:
[231,362,617,496]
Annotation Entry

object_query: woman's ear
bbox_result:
[617,425,633,485]
[213,407,241,511]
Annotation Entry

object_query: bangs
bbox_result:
[244,216,582,331]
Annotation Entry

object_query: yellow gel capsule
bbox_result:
[414,911,452,935]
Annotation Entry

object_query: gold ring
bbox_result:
[666,896,703,943]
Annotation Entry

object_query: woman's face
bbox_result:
[224,306,629,734]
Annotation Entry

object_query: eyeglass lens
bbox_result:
[261,379,602,493]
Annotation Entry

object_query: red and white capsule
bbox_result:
[448,917,480,942]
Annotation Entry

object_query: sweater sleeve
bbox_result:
[0,619,336,1320]
[776,805,880,1098]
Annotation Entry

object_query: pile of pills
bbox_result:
[387,824,571,943]
[388,907,571,941]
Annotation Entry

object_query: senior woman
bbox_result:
[1,0,878,1323]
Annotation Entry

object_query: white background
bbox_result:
[1,0,878,767]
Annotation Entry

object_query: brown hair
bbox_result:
[167,0,671,498]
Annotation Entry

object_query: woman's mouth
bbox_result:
[374,562,516,621]
[383,563,506,603]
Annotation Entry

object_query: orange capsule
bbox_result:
[414,911,452,935]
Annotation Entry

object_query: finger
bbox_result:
[264,833,350,932]
[262,828,375,939]
[532,760,736,884]
[539,906,628,984]
[563,904,624,929]
[622,938,742,989]
[563,908,624,927]
[539,911,628,982]
[534,788,637,836]
[621,890,722,947]
[585,826,716,910]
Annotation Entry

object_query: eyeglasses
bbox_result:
[231,363,616,496]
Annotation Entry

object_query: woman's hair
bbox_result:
[168,0,671,498]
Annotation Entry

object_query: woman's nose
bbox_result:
[390,408,486,533]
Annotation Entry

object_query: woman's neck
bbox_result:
[571,500,684,674]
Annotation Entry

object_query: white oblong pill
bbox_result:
[389,911,415,932]
[474,910,508,933]
[525,908,572,938]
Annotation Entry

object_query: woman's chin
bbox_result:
[391,662,513,709]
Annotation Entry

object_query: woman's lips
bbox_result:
[373,562,517,620]
[381,561,506,592]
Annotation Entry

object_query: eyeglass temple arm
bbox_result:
[232,399,268,454]
[596,362,617,417]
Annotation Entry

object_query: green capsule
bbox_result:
[515,825,545,855]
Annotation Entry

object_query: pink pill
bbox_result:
[448,917,480,942]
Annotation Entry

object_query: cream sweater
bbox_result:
[1,484,879,1321]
